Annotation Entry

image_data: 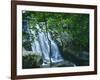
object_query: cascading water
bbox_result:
[31,24,64,66]
[23,20,76,67]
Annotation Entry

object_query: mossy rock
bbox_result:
[22,53,43,69]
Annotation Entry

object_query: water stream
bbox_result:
[31,24,64,66]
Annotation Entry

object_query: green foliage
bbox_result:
[22,11,89,53]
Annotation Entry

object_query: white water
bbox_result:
[31,24,64,66]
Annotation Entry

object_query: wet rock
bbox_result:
[41,60,76,68]
[78,51,89,61]
[52,61,76,67]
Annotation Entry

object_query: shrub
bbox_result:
[22,53,43,69]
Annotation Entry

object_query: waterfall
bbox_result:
[22,20,77,67]
[31,24,64,66]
